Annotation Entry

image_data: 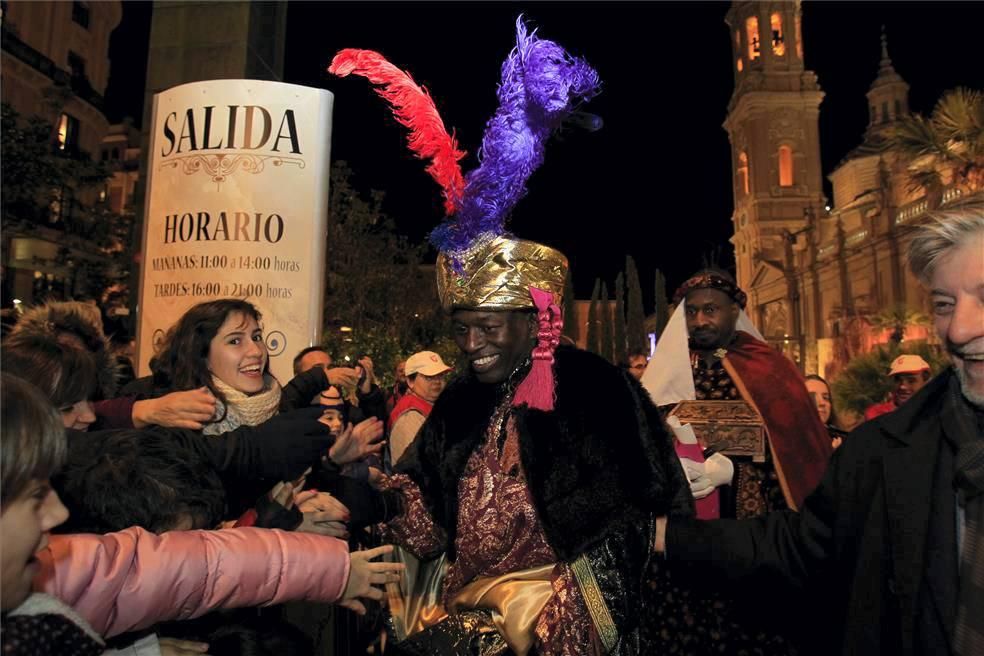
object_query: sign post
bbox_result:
[136,80,332,384]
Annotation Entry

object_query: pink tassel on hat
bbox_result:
[512,287,563,412]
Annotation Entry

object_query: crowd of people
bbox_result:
[3,16,982,656]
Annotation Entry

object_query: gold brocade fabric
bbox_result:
[436,235,568,311]
[449,564,555,656]
[381,408,596,653]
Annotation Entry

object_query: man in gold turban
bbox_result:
[330,21,691,654]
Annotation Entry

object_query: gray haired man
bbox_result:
[654,199,984,656]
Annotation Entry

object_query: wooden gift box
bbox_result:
[668,400,766,462]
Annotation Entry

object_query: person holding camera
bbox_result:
[287,347,387,425]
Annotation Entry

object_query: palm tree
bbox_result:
[831,342,947,418]
[866,304,930,345]
[892,87,984,204]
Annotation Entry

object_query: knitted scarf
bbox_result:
[203,374,282,435]
[2,593,104,656]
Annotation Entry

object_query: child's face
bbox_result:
[321,409,345,437]
[1,479,68,611]
[59,399,96,431]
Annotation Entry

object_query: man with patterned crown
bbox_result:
[329,17,691,655]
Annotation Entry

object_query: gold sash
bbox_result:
[448,564,556,656]
[387,550,449,641]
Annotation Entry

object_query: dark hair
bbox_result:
[1,333,99,409]
[150,299,265,411]
[10,300,119,399]
[620,351,649,369]
[1,373,67,504]
[58,429,226,534]
[804,374,840,429]
[319,384,349,425]
[292,345,329,376]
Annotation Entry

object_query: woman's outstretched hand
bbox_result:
[327,417,385,466]
[339,545,404,615]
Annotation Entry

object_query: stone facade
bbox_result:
[1,1,121,156]
[725,1,965,379]
[1,1,123,304]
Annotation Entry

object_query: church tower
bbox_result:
[724,1,825,319]
[865,28,910,138]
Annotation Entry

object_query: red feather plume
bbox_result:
[329,49,466,215]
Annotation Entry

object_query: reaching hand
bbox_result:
[358,356,376,393]
[338,545,404,615]
[132,387,217,429]
[328,417,385,466]
[158,637,210,655]
[295,490,351,539]
[367,466,388,491]
[326,367,360,389]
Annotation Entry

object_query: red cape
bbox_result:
[722,332,833,509]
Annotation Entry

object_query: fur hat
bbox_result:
[10,301,120,400]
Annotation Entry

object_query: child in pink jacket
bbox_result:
[0,373,402,655]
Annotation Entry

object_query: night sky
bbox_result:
[104,2,983,311]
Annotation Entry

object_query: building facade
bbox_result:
[725,1,968,379]
[1,1,123,305]
[1,1,121,155]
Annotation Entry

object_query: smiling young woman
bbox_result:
[148,299,280,435]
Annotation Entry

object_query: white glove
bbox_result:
[703,452,734,488]
[679,457,715,499]
[680,453,735,500]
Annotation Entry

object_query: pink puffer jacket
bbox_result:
[33,526,350,638]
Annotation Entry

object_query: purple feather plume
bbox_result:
[430,16,601,257]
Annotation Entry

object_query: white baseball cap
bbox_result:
[405,351,451,377]
[888,354,931,376]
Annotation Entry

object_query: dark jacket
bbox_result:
[65,407,333,484]
[59,406,333,528]
[278,366,388,424]
[397,345,692,652]
[667,370,960,656]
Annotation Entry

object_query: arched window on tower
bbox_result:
[737,57,744,72]
[778,146,794,187]
[746,16,760,60]
[771,12,785,56]
[738,151,750,195]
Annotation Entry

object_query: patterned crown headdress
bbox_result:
[329,16,601,411]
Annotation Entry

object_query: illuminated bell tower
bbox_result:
[723,1,825,310]
[865,28,910,139]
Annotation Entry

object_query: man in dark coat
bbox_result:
[655,199,984,656]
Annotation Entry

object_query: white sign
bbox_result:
[136,80,333,384]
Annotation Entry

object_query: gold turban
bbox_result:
[436,235,568,311]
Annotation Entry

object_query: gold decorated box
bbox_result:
[669,400,766,462]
